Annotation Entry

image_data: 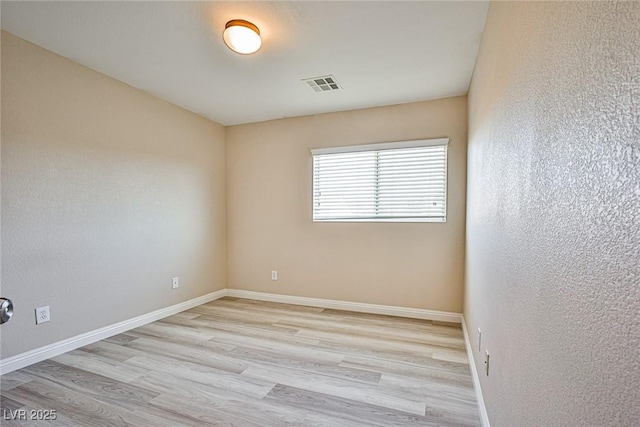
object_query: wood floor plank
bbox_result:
[186,312,303,337]
[265,383,434,427]
[340,355,474,386]
[102,332,139,345]
[341,353,467,373]
[273,318,466,350]
[295,327,466,359]
[1,403,75,427]
[432,349,470,364]
[149,391,308,427]
[302,411,383,427]
[214,297,326,315]
[22,360,159,412]
[78,339,149,362]
[378,372,477,405]
[184,316,319,348]
[123,336,248,374]
[124,354,276,399]
[51,349,148,384]
[3,379,138,427]
[199,327,337,362]
[1,394,25,412]
[0,371,33,392]
[315,336,470,369]
[131,321,219,343]
[242,365,426,415]
[0,298,479,426]
[148,393,265,427]
[129,372,270,406]
[227,345,382,384]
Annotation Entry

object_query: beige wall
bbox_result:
[465,2,640,426]
[227,97,467,312]
[1,32,227,358]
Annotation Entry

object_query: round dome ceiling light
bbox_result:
[223,19,262,55]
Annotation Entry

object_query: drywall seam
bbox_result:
[226,289,462,323]
[462,315,491,427]
[0,289,227,375]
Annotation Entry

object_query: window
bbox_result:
[311,138,448,222]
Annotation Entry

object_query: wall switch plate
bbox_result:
[485,350,490,376]
[477,328,482,352]
[271,271,278,281]
[35,306,50,325]
[172,277,179,289]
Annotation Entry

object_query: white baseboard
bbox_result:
[0,289,227,375]
[226,289,462,323]
[462,315,491,427]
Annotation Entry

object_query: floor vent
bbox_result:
[302,75,341,92]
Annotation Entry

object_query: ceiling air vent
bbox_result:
[302,75,341,93]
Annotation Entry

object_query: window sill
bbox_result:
[313,218,446,223]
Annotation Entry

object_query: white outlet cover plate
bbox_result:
[35,306,50,324]
[172,277,179,289]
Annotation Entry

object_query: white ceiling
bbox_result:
[1,1,488,126]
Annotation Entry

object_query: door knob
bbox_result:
[0,298,14,324]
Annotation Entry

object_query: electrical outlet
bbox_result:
[477,328,482,352]
[484,350,490,376]
[172,277,180,289]
[35,306,50,325]
[271,271,278,281]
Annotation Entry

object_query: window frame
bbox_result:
[311,138,449,223]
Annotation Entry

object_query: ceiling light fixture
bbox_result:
[223,19,261,55]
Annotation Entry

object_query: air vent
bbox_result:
[302,75,341,93]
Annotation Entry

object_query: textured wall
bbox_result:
[227,97,467,312]
[465,2,639,426]
[1,32,227,358]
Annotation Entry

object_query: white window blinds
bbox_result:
[311,138,448,222]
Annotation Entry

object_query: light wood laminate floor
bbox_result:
[1,298,480,426]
